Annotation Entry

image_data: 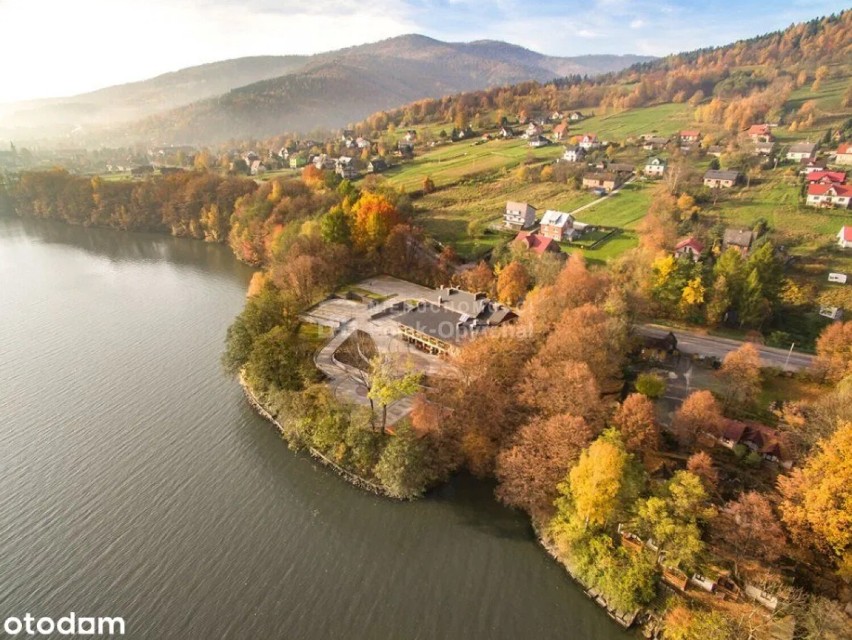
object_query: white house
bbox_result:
[539,210,575,242]
[578,134,600,150]
[562,146,586,162]
[786,141,817,162]
[643,157,666,177]
[807,183,852,209]
[838,226,852,249]
[835,143,852,166]
[504,201,537,230]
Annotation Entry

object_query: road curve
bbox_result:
[637,324,814,371]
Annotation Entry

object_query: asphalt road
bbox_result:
[638,324,815,371]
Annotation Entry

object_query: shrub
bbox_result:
[635,373,666,399]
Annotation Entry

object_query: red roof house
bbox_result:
[806,170,846,184]
[674,237,705,261]
[513,231,561,255]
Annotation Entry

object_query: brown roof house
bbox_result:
[703,169,741,188]
[582,172,623,192]
[722,228,756,256]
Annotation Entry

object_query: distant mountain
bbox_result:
[0,35,652,145]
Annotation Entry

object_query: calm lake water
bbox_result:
[0,217,628,639]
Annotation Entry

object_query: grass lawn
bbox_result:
[578,103,695,141]
[576,181,655,229]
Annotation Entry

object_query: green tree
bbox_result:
[368,354,422,432]
[243,325,307,393]
[635,373,666,399]
[320,205,351,245]
[373,422,435,499]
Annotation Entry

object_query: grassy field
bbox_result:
[576,103,695,141]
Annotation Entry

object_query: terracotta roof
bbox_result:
[514,231,560,255]
[553,122,569,134]
[722,420,747,442]
[837,143,852,155]
[746,124,771,136]
[675,237,705,253]
[680,130,701,137]
[808,183,852,197]
[840,226,852,242]
[807,171,846,184]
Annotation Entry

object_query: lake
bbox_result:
[0,217,627,639]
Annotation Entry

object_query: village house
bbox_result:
[643,157,666,177]
[642,136,670,151]
[523,123,543,139]
[367,158,387,173]
[340,129,355,142]
[800,158,827,174]
[552,121,570,141]
[579,134,600,151]
[499,126,515,139]
[335,157,358,179]
[397,141,414,157]
[569,111,584,121]
[582,172,622,192]
[806,183,852,209]
[835,143,852,166]
[722,228,755,255]
[313,154,337,170]
[679,130,702,144]
[807,170,847,184]
[674,237,704,262]
[838,226,852,249]
[250,160,266,176]
[786,141,817,162]
[528,135,552,148]
[289,155,307,169]
[550,111,564,122]
[606,163,635,175]
[745,124,773,143]
[395,287,517,355]
[539,210,574,242]
[513,231,562,255]
[718,420,789,466]
[561,145,586,163]
[707,144,726,158]
[753,141,776,156]
[504,201,537,230]
[703,169,741,188]
[355,137,372,150]
[404,130,417,143]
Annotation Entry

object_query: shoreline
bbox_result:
[238,373,393,498]
[533,524,641,630]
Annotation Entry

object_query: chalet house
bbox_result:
[642,136,670,151]
[528,135,551,148]
[674,237,704,262]
[703,169,741,188]
[313,154,336,170]
[523,123,543,139]
[569,111,584,121]
[745,124,773,143]
[561,145,586,163]
[539,210,574,242]
[582,172,622,192]
[552,121,570,141]
[807,170,847,184]
[719,420,789,466]
[806,183,852,209]
[707,145,725,158]
[367,158,387,173]
[504,201,537,230]
[786,141,817,161]
[722,228,755,255]
[800,158,827,174]
[753,141,776,156]
[579,134,600,150]
[679,130,702,144]
[835,143,852,166]
[644,157,666,177]
[838,226,852,249]
[513,231,562,255]
[499,126,515,138]
[395,287,517,355]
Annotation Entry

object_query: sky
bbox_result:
[0,0,845,103]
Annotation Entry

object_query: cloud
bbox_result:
[630,18,645,29]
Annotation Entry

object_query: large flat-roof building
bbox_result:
[395,286,517,355]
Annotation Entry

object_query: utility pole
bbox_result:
[784,342,795,370]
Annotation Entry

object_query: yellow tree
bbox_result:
[567,436,630,528]
[496,260,530,306]
[814,321,852,383]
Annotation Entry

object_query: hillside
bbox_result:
[0,35,651,146]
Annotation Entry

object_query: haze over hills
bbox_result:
[0,34,652,146]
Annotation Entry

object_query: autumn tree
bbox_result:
[672,390,723,446]
[814,321,852,383]
[496,260,530,306]
[686,452,719,494]
[349,192,402,254]
[373,422,437,499]
[519,359,606,427]
[633,470,712,569]
[367,354,422,432]
[495,414,594,519]
[711,491,786,578]
[778,422,852,571]
[717,343,761,410]
[612,393,660,454]
[523,253,608,330]
[456,260,496,297]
